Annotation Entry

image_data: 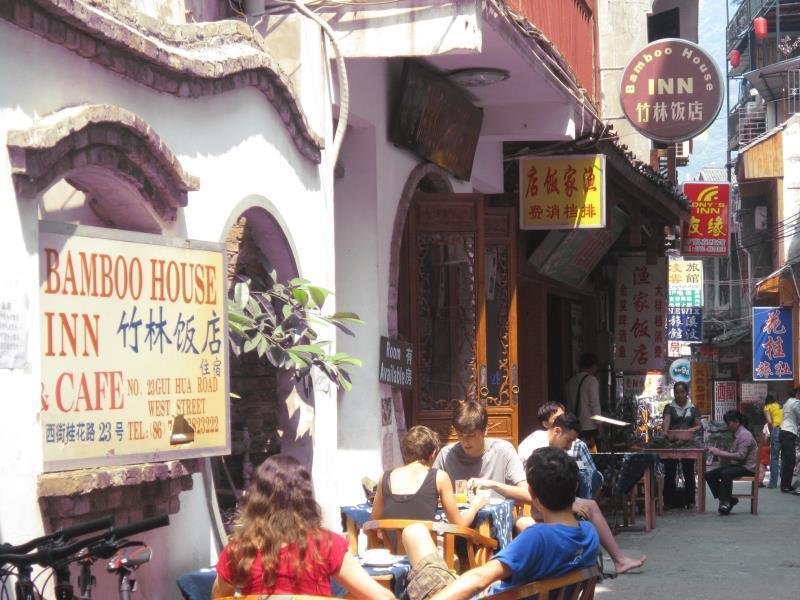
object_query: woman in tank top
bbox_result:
[371,425,488,525]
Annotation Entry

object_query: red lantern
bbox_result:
[729,49,741,68]
[754,16,768,39]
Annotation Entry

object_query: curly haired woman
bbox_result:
[212,455,394,599]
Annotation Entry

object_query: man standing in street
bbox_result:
[779,388,800,493]
[706,410,758,515]
[564,352,602,449]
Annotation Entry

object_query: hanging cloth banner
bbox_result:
[753,307,794,380]
[614,256,667,372]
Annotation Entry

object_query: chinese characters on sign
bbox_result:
[519,155,606,230]
[667,307,703,342]
[682,183,730,256]
[623,372,666,399]
[691,361,711,415]
[714,381,738,422]
[667,341,692,358]
[378,336,414,389]
[668,259,704,306]
[614,257,667,372]
[741,382,768,405]
[620,39,724,143]
[752,307,794,381]
[39,223,229,472]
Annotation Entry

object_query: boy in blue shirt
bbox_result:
[402,447,600,600]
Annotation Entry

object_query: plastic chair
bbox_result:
[732,462,761,515]
[362,519,498,572]
[482,565,601,600]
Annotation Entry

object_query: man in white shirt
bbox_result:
[517,402,565,465]
[564,352,603,448]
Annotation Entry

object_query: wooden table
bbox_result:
[640,447,706,513]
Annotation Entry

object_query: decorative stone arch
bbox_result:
[7,104,198,233]
[209,199,315,546]
[2,0,323,163]
[387,163,454,336]
[384,162,453,451]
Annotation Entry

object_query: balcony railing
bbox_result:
[738,104,767,146]
[727,0,779,50]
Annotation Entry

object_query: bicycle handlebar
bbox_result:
[0,514,169,567]
[0,516,115,555]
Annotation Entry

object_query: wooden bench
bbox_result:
[732,462,761,515]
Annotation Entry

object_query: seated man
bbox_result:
[402,447,600,600]
[706,409,758,515]
[521,413,644,576]
[433,401,529,503]
[518,404,603,499]
[517,401,565,465]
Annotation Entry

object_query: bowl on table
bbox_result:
[362,548,396,567]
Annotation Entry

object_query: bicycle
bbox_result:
[0,513,169,600]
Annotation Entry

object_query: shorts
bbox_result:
[405,552,457,600]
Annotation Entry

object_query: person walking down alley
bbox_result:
[705,410,758,515]
[564,352,602,450]
[780,389,800,493]
[662,382,701,508]
[763,394,783,488]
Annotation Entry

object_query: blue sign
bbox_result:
[669,358,691,383]
[667,307,703,342]
[753,307,794,381]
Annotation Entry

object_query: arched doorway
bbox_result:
[212,203,305,534]
[392,169,520,445]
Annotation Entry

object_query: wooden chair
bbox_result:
[732,462,761,515]
[482,565,601,600]
[362,519,498,572]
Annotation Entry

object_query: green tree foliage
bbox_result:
[227,267,363,391]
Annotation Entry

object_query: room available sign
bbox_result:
[39,222,230,471]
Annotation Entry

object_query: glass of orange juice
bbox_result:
[455,480,468,504]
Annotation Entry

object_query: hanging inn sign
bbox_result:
[620,39,724,143]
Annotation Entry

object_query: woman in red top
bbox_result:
[212,455,394,599]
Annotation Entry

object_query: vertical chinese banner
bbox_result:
[692,362,711,415]
[614,257,667,372]
[682,183,730,256]
[668,259,704,306]
[713,380,738,421]
[39,223,230,472]
[519,155,606,229]
[752,307,794,380]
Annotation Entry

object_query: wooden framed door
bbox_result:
[404,193,518,444]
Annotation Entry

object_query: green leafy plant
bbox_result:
[227,265,364,391]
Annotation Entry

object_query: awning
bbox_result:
[712,323,751,347]
[743,56,800,101]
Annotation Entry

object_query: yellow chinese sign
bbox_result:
[519,154,606,229]
[39,222,230,472]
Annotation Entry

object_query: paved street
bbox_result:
[598,483,800,599]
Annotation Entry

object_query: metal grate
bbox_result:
[738,105,766,147]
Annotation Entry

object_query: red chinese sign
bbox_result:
[614,257,667,372]
[714,380,738,421]
[682,183,730,256]
[519,155,606,229]
[620,39,723,143]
